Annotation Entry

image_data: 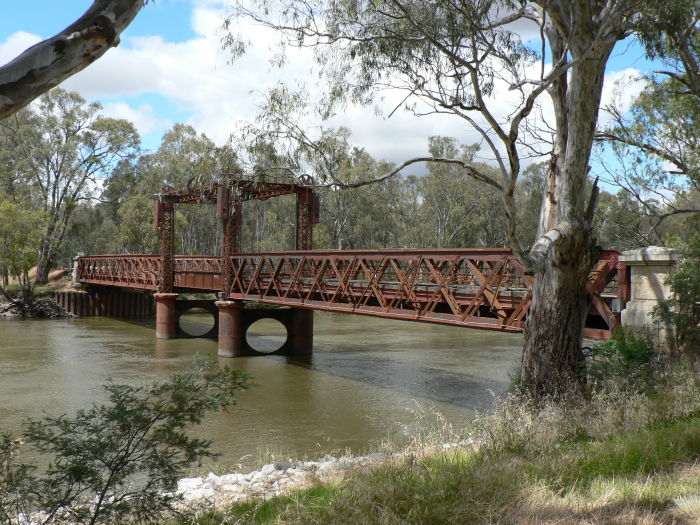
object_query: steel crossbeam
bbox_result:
[76,248,627,338]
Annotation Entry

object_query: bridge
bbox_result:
[69,177,629,357]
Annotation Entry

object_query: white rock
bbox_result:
[181,487,215,501]
[177,477,204,492]
[260,463,276,475]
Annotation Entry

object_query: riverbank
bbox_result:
[179,364,700,524]
[174,440,474,510]
[0,297,67,319]
[1,269,70,319]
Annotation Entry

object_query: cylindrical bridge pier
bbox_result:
[215,300,245,357]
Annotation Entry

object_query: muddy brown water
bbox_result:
[0,312,522,472]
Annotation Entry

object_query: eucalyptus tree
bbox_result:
[593,190,661,250]
[418,137,506,248]
[598,76,700,225]
[311,129,405,250]
[0,0,145,119]
[0,197,45,308]
[228,1,652,397]
[0,89,140,283]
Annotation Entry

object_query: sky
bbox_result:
[0,1,657,177]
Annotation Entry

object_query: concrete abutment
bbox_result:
[620,246,681,351]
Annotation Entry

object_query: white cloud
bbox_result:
[599,67,647,126]
[38,5,313,149]
[0,31,41,64]
[100,102,173,136]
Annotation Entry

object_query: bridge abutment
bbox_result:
[154,293,179,339]
[620,246,681,351]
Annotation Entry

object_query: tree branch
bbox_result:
[0,0,145,119]
[318,157,504,191]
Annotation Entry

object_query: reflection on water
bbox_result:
[0,312,522,471]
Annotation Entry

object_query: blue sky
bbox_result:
[0,2,656,179]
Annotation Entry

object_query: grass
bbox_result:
[182,418,700,524]
[178,363,700,525]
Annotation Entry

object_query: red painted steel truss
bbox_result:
[77,249,627,338]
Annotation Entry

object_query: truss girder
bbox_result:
[76,249,626,338]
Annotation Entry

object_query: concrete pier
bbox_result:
[154,293,179,339]
[290,308,313,355]
[215,300,245,357]
[620,246,681,350]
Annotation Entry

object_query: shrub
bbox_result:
[654,234,700,355]
[0,357,249,525]
[587,327,657,392]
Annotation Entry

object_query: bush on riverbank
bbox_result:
[0,358,249,525]
[181,359,700,525]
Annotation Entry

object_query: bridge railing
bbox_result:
[173,256,222,291]
[77,255,225,291]
[226,249,626,335]
[77,255,161,290]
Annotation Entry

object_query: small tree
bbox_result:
[0,357,249,525]
[0,197,45,312]
[655,226,700,354]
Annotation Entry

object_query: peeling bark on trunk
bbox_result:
[0,0,144,119]
[521,235,600,398]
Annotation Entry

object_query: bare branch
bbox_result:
[318,157,504,191]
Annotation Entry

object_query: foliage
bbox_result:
[0,434,34,525]
[587,327,658,392]
[654,228,700,354]
[0,358,249,525]
[600,77,700,224]
[0,88,140,283]
[600,0,700,225]
[118,194,160,254]
[0,196,46,306]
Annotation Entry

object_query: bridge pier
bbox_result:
[214,301,314,357]
[289,308,313,355]
[215,300,245,357]
[154,293,179,339]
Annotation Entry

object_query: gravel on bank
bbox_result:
[177,440,475,511]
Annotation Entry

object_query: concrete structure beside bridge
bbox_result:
[620,246,682,350]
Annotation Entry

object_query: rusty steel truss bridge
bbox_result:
[71,177,629,356]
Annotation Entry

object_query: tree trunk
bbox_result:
[521,234,599,398]
[35,259,51,285]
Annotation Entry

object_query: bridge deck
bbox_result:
[76,249,627,339]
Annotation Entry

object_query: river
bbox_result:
[0,312,522,472]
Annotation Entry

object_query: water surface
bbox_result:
[0,312,522,471]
